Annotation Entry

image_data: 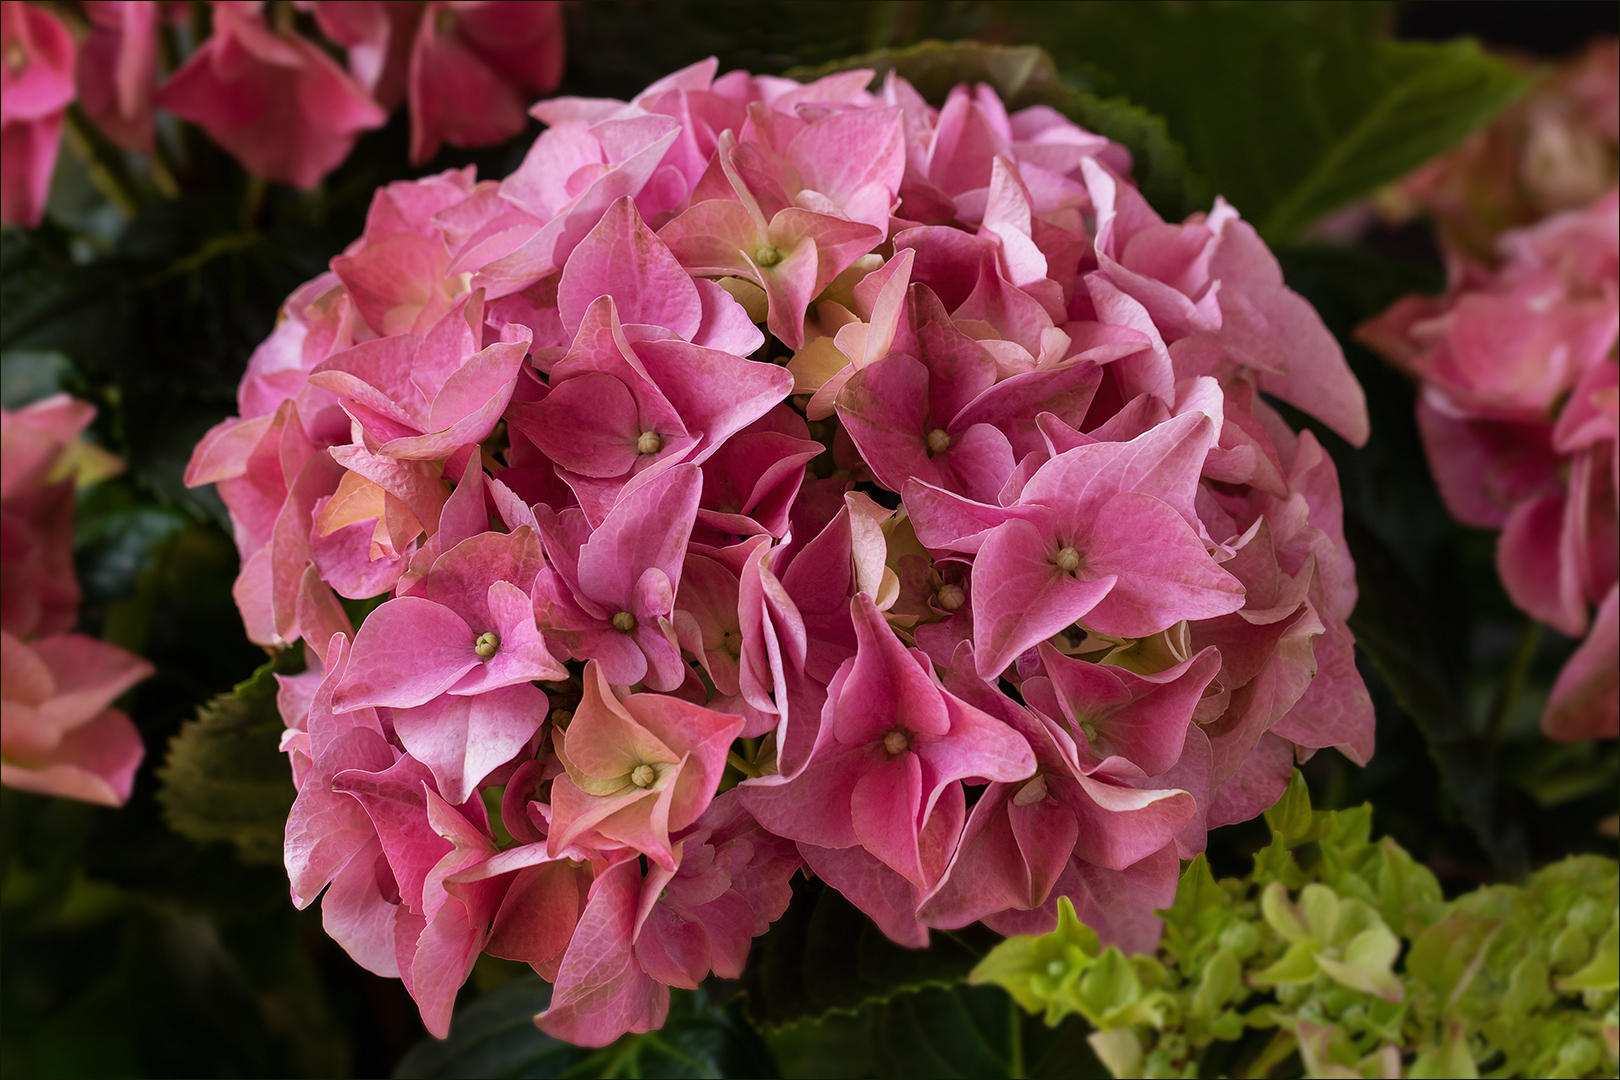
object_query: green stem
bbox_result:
[1243,1028,1298,1079]
[240,174,267,230]
[1007,995,1026,1079]
[1484,618,1542,754]
[726,750,762,778]
[147,137,182,199]
[61,106,143,218]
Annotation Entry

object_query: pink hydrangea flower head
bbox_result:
[186,59,1386,1047]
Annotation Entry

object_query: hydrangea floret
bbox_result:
[185,53,1379,1045]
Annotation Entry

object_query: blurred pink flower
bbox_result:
[1362,191,1618,742]
[0,0,75,226]
[76,0,159,152]
[408,0,564,165]
[156,1,387,189]
[2,631,150,806]
[1,394,122,639]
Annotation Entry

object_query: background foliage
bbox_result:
[2,2,1616,1077]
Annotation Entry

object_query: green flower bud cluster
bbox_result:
[971,772,1619,1079]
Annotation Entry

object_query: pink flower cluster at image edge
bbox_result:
[184,59,1376,1046]
[2,395,152,806]
[1359,189,1620,742]
[0,0,564,225]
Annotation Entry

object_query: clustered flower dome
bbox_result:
[185,57,1376,1046]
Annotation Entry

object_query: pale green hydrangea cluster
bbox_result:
[972,773,1619,1079]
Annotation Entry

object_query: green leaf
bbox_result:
[155,651,304,865]
[1409,1020,1480,1080]
[971,896,1103,1026]
[0,348,74,408]
[1344,516,1528,879]
[1407,913,1500,1012]
[394,979,777,1079]
[867,983,1107,1080]
[1248,941,1320,990]
[1190,949,1242,1020]
[1558,924,1619,993]
[1157,853,1231,962]
[1001,1,1525,239]
[1263,770,1315,847]
[870,983,1018,1079]
[1316,923,1404,1003]
[1084,1028,1142,1080]
[743,875,999,1028]
[788,40,1205,219]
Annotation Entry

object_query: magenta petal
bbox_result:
[285,725,397,906]
[1039,643,1219,776]
[972,517,1118,678]
[557,196,702,340]
[537,857,670,1047]
[1498,491,1587,637]
[903,478,1027,554]
[850,752,926,884]
[737,746,865,851]
[577,465,702,610]
[1543,582,1619,741]
[336,596,479,710]
[321,839,402,978]
[1206,731,1296,829]
[1082,492,1246,638]
[393,682,547,805]
[1067,772,1194,871]
[333,755,452,913]
[519,371,644,478]
[797,842,928,948]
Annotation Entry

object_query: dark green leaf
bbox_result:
[871,983,1017,1079]
[789,40,1205,219]
[1003,1,1525,239]
[155,651,304,865]
[394,980,777,1079]
[1345,516,1528,880]
[74,478,191,605]
[742,875,999,1028]
[869,983,1107,1080]
[0,348,75,408]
